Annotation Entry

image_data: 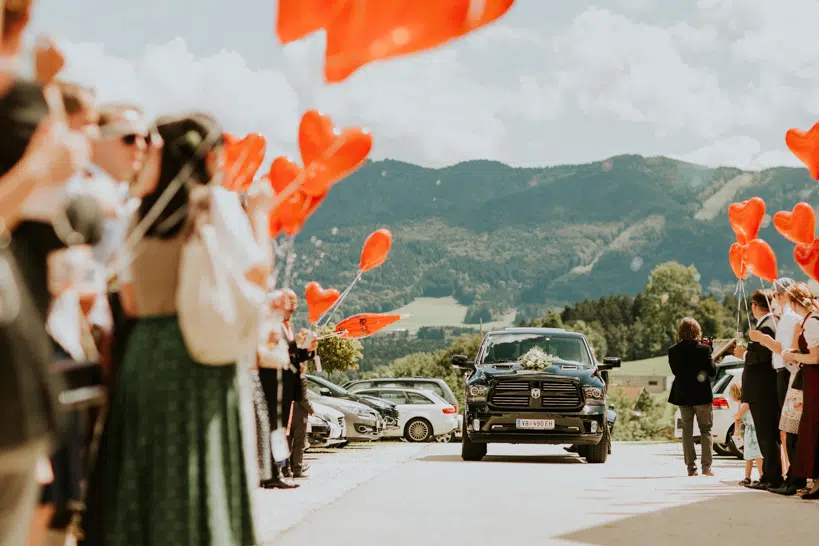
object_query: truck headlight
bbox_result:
[583,386,604,404]
[467,385,488,401]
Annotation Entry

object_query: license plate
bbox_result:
[516,419,555,430]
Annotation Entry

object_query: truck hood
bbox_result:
[474,363,601,385]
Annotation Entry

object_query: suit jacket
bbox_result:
[668,340,716,406]
[741,314,778,404]
[296,374,314,415]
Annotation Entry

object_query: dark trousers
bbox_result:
[289,405,309,473]
[776,369,790,410]
[258,369,294,472]
[749,400,783,485]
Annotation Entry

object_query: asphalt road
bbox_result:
[260,442,818,546]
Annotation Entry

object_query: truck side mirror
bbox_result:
[451,354,473,370]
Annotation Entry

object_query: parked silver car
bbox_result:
[305,389,384,442]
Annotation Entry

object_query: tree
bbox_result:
[316,324,364,373]
[696,295,733,338]
[532,310,563,328]
[640,262,703,353]
[565,320,608,359]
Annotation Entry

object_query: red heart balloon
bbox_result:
[268,189,327,238]
[267,156,302,194]
[323,1,471,83]
[275,0,339,44]
[360,228,392,272]
[305,281,341,324]
[222,132,267,192]
[786,123,819,180]
[728,197,766,243]
[794,239,819,282]
[744,238,778,282]
[297,110,372,197]
[729,242,748,280]
[773,202,815,245]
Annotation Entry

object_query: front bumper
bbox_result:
[465,406,606,445]
[346,416,383,441]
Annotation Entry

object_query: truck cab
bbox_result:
[452,327,621,463]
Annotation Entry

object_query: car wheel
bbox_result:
[727,425,744,459]
[435,432,456,443]
[585,423,610,464]
[713,443,732,457]
[404,418,433,442]
[461,432,487,461]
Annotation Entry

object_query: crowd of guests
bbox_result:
[0,1,317,545]
[669,277,819,499]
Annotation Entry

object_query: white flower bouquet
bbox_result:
[519,348,555,371]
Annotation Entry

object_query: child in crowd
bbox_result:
[730,383,764,485]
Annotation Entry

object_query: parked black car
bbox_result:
[306,375,400,429]
[452,327,621,464]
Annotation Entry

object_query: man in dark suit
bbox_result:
[734,290,783,489]
[289,363,315,479]
[669,317,717,476]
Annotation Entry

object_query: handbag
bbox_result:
[177,188,267,366]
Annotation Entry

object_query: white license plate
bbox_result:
[516,419,555,430]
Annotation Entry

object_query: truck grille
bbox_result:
[539,380,583,411]
[488,381,531,408]
[488,379,583,411]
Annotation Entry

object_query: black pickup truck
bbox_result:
[452,327,621,464]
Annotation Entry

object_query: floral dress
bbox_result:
[742,410,762,461]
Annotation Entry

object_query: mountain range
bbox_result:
[291,154,815,323]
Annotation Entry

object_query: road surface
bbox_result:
[258,442,817,546]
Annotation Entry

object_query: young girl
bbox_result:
[730,383,763,485]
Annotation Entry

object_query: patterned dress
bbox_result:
[741,410,762,461]
[99,227,257,546]
[779,362,804,435]
[250,370,272,482]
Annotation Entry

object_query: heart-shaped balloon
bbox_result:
[786,123,819,180]
[305,281,340,324]
[267,156,302,194]
[795,239,819,282]
[728,197,766,243]
[323,1,513,83]
[222,132,266,192]
[773,202,815,245]
[729,242,748,280]
[744,238,778,282]
[360,228,392,272]
[276,0,339,44]
[269,190,327,238]
[297,110,372,196]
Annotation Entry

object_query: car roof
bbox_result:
[348,377,447,385]
[357,387,447,401]
[489,327,584,338]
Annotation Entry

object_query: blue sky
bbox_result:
[26,0,819,170]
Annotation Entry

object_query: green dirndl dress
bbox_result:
[101,315,257,546]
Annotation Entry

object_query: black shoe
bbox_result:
[770,484,800,496]
[282,467,292,478]
[261,478,299,490]
[747,481,771,490]
[801,489,819,500]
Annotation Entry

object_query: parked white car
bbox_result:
[354,387,458,442]
[674,368,743,458]
[307,401,347,448]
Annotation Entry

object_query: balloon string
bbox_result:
[735,279,742,337]
[316,269,363,328]
[741,281,752,331]
[281,237,297,290]
[759,277,779,328]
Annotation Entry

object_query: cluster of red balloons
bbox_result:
[728,197,777,282]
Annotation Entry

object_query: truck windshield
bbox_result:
[480,333,592,367]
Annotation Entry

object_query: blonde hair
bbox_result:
[786,282,819,313]
[729,382,742,402]
[678,317,702,342]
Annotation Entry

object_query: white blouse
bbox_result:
[802,315,819,349]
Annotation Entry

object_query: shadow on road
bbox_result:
[558,491,818,546]
[417,454,583,464]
